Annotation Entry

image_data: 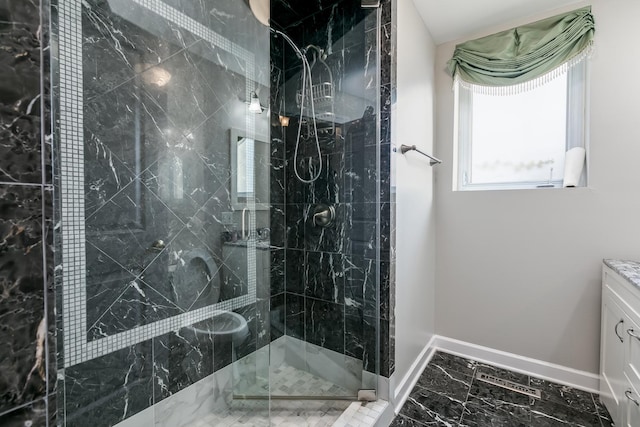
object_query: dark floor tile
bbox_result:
[396,354,609,427]
[530,398,603,426]
[529,377,598,414]
[592,395,614,426]
[430,352,476,377]
[400,388,465,426]
[460,397,530,426]
[415,364,473,401]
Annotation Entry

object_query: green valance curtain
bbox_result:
[447,6,595,91]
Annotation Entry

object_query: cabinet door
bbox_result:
[601,292,627,421]
[623,376,640,427]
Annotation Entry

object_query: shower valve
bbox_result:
[312,204,335,228]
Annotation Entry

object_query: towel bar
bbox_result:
[397,144,442,166]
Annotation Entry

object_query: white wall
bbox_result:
[393,0,437,388]
[434,0,640,374]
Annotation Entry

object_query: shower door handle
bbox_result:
[241,208,249,240]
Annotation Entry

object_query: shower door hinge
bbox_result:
[357,389,377,401]
[361,0,381,8]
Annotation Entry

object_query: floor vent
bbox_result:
[475,371,541,399]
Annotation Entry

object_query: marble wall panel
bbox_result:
[0,0,55,424]
[284,293,305,341]
[305,251,345,303]
[304,298,344,354]
[270,293,286,341]
[0,186,47,412]
[380,0,395,378]
[0,0,45,184]
[63,343,153,427]
[153,319,215,403]
[0,399,48,427]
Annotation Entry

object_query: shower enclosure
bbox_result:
[52,0,381,425]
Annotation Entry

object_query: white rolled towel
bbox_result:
[563,147,586,187]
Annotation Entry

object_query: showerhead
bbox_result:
[247,0,270,26]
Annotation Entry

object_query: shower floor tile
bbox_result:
[391,351,614,427]
[193,364,352,426]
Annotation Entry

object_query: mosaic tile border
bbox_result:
[59,0,258,368]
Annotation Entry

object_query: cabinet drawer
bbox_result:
[624,374,640,427]
[625,316,640,394]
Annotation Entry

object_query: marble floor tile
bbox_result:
[416,364,473,401]
[428,352,476,377]
[529,377,599,414]
[392,351,611,427]
[401,387,466,425]
[530,399,603,426]
[461,396,531,426]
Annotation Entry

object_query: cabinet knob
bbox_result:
[615,319,625,343]
[627,328,640,341]
[626,389,640,406]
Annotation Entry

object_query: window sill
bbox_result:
[456,182,587,192]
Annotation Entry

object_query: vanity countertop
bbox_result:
[604,259,640,289]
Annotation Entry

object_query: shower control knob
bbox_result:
[312,204,335,228]
[150,240,166,251]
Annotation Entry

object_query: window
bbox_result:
[456,62,587,191]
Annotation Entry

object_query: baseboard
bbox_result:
[392,335,437,414]
[434,336,600,393]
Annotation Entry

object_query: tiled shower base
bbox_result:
[120,362,387,427]
[194,364,352,426]
[117,337,388,426]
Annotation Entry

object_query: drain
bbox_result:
[475,371,541,399]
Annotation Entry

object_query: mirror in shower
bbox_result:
[230,128,270,210]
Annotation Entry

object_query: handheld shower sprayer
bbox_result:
[271,27,323,184]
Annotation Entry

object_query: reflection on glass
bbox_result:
[230,129,270,209]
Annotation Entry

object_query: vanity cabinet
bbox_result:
[601,262,640,427]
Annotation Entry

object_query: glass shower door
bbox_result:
[54,0,272,425]
[266,0,381,401]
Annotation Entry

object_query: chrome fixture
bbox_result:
[475,372,541,399]
[247,91,265,114]
[398,144,442,166]
[241,207,250,240]
[357,390,377,402]
[312,204,335,228]
[149,239,166,251]
[361,0,381,8]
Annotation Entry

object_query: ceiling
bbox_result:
[413,0,584,44]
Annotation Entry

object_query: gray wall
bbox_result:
[434,0,640,374]
[0,0,55,425]
[392,0,437,391]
